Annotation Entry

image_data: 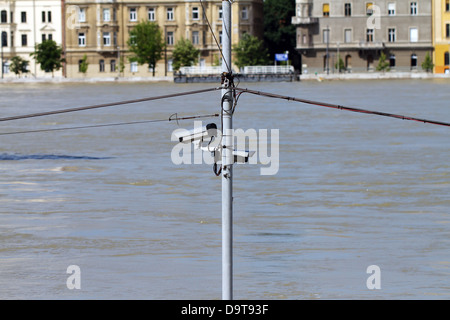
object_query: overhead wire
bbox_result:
[234,87,450,128]
[0,113,220,136]
[0,87,221,123]
[199,0,231,73]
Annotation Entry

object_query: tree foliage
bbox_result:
[233,33,269,69]
[172,38,199,71]
[30,40,65,77]
[376,52,390,72]
[128,21,165,76]
[421,52,434,73]
[263,0,296,62]
[10,56,29,77]
[79,54,88,75]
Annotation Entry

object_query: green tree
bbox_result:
[30,40,65,77]
[422,52,434,73]
[79,54,88,75]
[128,21,165,76]
[9,56,29,77]
[335,56,345,73]
[263,0,297,66]
[376,52,390,72]
[233,33,270,69]
[172,38,199,71]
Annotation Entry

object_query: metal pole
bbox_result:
[221,0,233,301]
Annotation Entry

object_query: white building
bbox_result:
[0,0,62,78]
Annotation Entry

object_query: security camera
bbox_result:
[174,123,218,144]
[212,149,255,164]
[233,150,255,163]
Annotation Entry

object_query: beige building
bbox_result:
[292,0,433,74]
[0,0,63,78]
[63,0,263,78]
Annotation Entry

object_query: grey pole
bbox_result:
[221,0,233,301]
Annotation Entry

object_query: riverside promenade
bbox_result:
[0,71,449,83]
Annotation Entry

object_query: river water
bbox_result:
[0,79,448,300]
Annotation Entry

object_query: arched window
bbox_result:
[1,10,7,23]
[345,54,352,70]
[411,54,418,68]
[1,31,7,47]
[389,54,396,68]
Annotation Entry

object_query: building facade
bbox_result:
[292,0,433,74]
[0,0,62,78]
[433,0,450,73]
[63,0,264,78]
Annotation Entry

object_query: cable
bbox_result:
[0,113,220,136]
[199,0,231,73]
[0,87,221,123]
[235,87,450,127]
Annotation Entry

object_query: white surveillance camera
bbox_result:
[174,123,218,144]
[233,150,255,163]
[212,149,255,164]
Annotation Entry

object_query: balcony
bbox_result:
[358,41,385,50]
[291,16,318,25]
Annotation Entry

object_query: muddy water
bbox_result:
[0,79,448,299]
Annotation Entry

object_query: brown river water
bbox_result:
[0,79,448,299]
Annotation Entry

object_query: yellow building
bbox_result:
[433,0,450,73]
[63,0,263,79]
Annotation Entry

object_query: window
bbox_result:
[48,11,52,23]
[410,2,418,15]
[192,31,199,45]
[21,34,27,46]
[388,3,396,16]
[167,7,174,21]
[323,3,330,17]
[411,54,417,68]
[21,11,27,23]
[219,31,222,44]
[446,23,450,38]
[366,29,374,42]
[130,61,138,72]
[79,8,86,22]
[167,31,174,45]
[366,2,373,16]
[410,28,418,42]
[344,29,352,43]
[99,59,105,72]
[323,28,330,43]
[344,3,351,16]
[445,52,449,66]
[110,59,116,72]
[148,8,155,21]
[1,31,7,47]
[78,32,86,46]
[192,7,199,20]
[219,6,223,20]
[42,11,45,22]
[389,55,396,68]
[168,59,173,72]
[447,0,450,12]
[129,8,137,21]
[42,34,46,42]
[388,28,396,42]
[103,32,111,46]
[1,10,6,23]
[241,6,248,20]
[103,8,110,22]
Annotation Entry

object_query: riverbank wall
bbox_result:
[1,72,449,84]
